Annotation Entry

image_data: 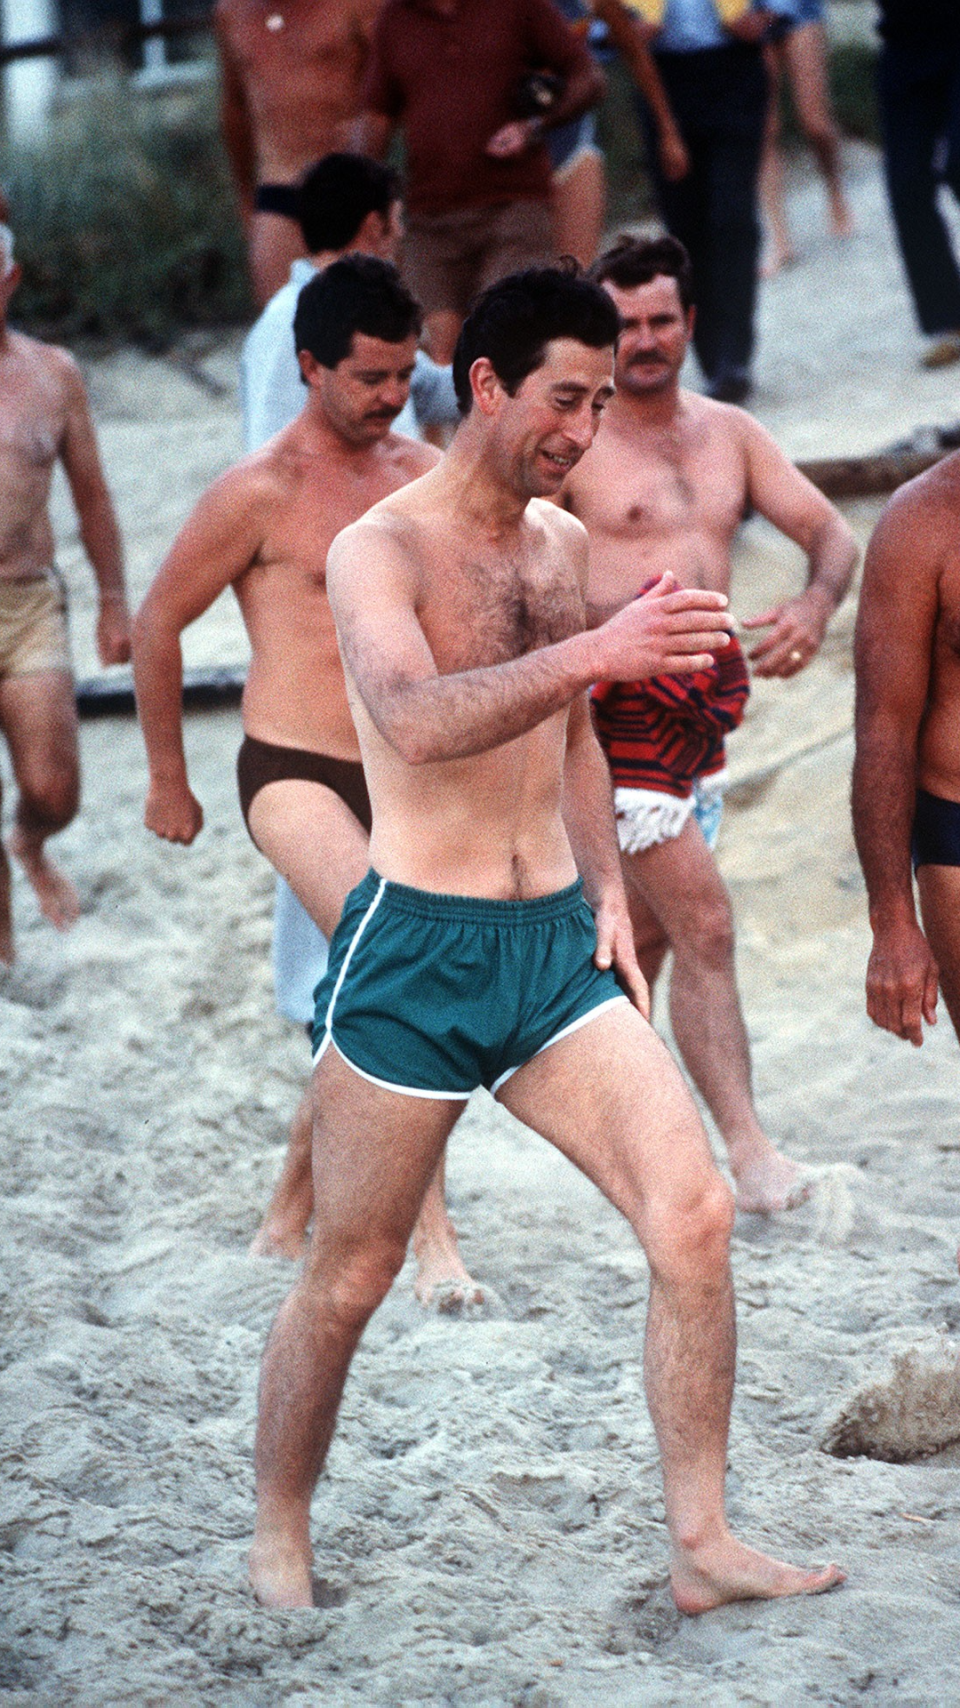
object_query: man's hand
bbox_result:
[144,778,204,845]
[486,120,539,159]
[866,918,939,1046]
[593,890,650,1018]
[743,588,830,677]
[96,597,132,667]
[593,572,733,681]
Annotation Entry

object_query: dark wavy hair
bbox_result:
[452,263,620,415]
[293,254,422,373]
[590,234,694,313]
[298,152,400,254]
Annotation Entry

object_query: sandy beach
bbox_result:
[3,140,960,1705]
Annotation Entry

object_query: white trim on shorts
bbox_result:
[320,875,386,1037]
[490,992,630,1095]
[313,1031,474,1101]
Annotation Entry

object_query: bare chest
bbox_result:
[934,556,960,663]
[420,548,583,674]
[227,2,365,91]
[0,370,63,477]
[579,428,746,543]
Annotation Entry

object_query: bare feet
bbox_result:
[413,1240,484,1311]
[249,1221,308,1261]
[729,1139,812,1215]
[671,1531,845,1615]
[0,840,13,965]
[8,828,79,931]
[249,1534,314,1609]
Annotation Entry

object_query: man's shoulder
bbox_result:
[881,451,960,540]
[528,495,588,550]
[10,332,85,399]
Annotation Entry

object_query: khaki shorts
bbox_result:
[402,199,556,320]
[0,572,72,679]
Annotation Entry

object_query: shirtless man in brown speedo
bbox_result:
[249,264,844,1615]
[562,235,858,1215]
[215,0,381,305]
[134,255,478,1305]
[853,451,960,1052]
[0,222,130,964]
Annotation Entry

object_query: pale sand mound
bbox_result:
[824,1341,960,1463]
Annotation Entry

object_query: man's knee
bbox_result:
[17,759,79,833]
[679,892,736,968]
[305,1235,407,1331]
[644,1175,735,1288]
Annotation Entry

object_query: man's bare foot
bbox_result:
[249,1221,308,1261]
[249,1535,314,1609]
[413,1243,485,1311]
[729,1140,812,1215]
[671,1532,844,1615]
[8,828,79,931]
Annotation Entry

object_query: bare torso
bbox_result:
[338,478,589,898]
[563,390,749,617]
[215,0,379,182]
[238,426,434,756]
[0,332,75,581]
[913,457,960,802]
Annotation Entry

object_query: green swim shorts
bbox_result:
[312,869,629,1099]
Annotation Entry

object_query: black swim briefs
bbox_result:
[912,787,960,870]
[254,182,302,221]
[237,735,372,842]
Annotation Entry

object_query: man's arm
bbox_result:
[852,487,940,1045]
[486,0,604,161]
[328,512,732,765]
[593,0,689,181]
[133,467,269,844]
[739,414,858,676]
[563,689,649,1013]
[58,352,130,667]
[214,5,257,224]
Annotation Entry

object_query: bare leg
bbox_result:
[1,670,80,933]
[424,310,463,368]
[247,209,309,310]
[622,820,808,1213]
[498,1002,843,1612]
[552,147,606,270]
[250,1047,462,1607]
[917,865,960,1041]
[786,22,854,240]
[759,43,797,278]
[247,778,478,1295]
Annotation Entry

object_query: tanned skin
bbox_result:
[248,327,843,1615]
[134,328,480,1306]
[0,254,129,964]
[562,268,857,1214]
[215,0,382,305]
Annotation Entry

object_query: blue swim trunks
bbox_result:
[312,870,628,1099]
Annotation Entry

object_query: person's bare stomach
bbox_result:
[252,94,358,183]
[919,695,960,803]
[242,659,360,762]
[586,527,733,611]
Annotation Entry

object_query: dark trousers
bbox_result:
[878,38,960,335]
[637,43,767,384]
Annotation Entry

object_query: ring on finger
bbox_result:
[789,648,803,664]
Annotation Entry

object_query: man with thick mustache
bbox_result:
[562,234,857,1214]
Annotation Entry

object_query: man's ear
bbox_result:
[297,348,324,387]
[470,355,505,417]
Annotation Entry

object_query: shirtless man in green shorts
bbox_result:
[249,264,844,1614]
[0,222,130,964]
[134,255,478,1305]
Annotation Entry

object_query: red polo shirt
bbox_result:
[362,0,592,216]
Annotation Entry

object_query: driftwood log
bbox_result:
[797,422,960,499]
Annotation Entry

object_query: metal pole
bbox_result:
[1,0,56,145]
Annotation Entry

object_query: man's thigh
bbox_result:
[621,814,730,946]
[478,199,556,292]
[0,669,79,794]
[403,213,482,320]
[918,863,960,1037]
[307,1043,463,1264]
[496,998,720,1233]
[248,778,369,939]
